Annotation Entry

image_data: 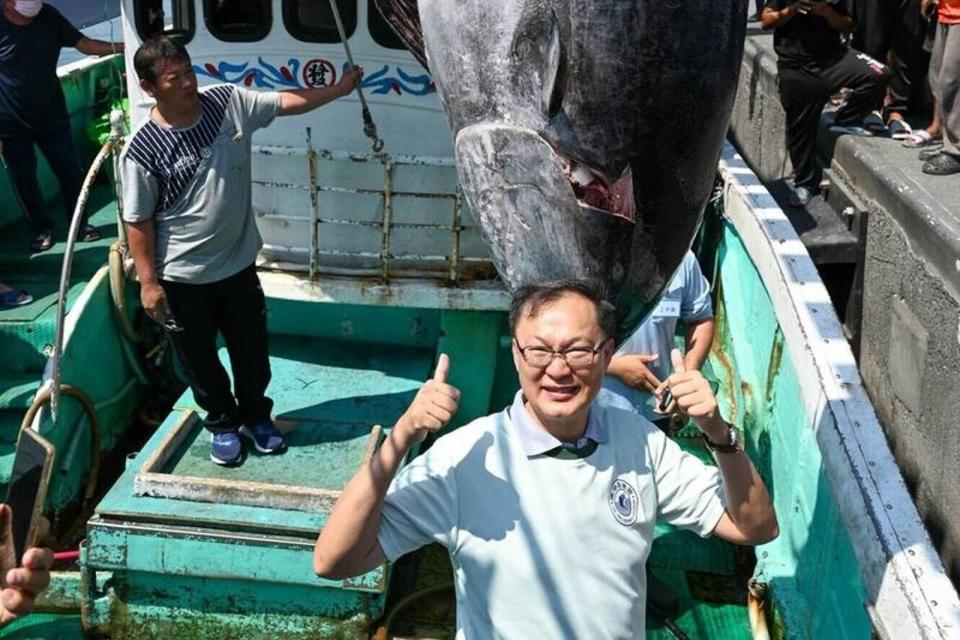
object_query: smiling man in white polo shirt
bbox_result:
[314,279,778,638]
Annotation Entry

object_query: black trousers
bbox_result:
[778,49,890,189]
[161,264,273,433]
[852,0,927,116]
[0,125,86,233]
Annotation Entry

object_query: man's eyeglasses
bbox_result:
[514,338,611,368]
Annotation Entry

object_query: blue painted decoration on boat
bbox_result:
[193,58,436,96]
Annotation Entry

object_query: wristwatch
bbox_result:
[701,424,743,454]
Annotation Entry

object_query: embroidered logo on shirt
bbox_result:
[609,478,639,526]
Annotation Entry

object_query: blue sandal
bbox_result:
[0,287,33,307]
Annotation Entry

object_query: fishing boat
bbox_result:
[2,1,959,638]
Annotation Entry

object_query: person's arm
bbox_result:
[657,350,778,545]
[807,0,855,32]
[606,354,662,392]
[760,2,798,28]
[314,355,460,579]
[683,318,714,372]
[75,38,124,56]
[0,505,53,629]
[126,220,167,325]
[279,67,364,117]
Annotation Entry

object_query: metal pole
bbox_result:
[326,0,384,153]
[50,140,115,421]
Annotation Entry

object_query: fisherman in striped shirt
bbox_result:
[122,37,362,466]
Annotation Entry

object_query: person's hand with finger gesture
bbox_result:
[654,349,727,442]
[0,504,54,629]
[394,354,461,450]
[607,353,662,392]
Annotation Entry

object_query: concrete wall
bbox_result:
[729,33,960,586]
[729,33,792,183]
[859,206,960,583]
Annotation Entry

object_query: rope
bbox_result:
[326,0,384,153]
[108,241,143,344]
[21,384,101,506]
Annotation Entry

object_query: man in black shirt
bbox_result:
[762,0,890,206]
[0,0,123,252]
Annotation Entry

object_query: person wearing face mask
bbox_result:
[0,0,124,252]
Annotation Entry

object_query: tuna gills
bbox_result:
[375,0,746,339]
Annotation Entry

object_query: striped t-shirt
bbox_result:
[121,84,281,284]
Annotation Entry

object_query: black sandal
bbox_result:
[922,152,960,176]
[31,230,54,253]
[77,224,102,242]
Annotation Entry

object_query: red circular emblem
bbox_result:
[302,59,337,88]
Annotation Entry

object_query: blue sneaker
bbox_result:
[210,431,242,465]
[240,420,286,454]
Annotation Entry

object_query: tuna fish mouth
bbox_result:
[455,123,637,290]
[561,158,636,222]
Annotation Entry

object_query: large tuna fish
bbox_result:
[375,0,746,338]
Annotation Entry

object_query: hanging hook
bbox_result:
[327,0,385,153]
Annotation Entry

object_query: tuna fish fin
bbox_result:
[371,0,429,71]
[510,6,567,120]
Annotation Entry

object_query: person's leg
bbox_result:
[215,264,273,424]
[926,96,944,140]
[923,23,960,172]
[34,126,91,235]
[214,264,282,453]
[885,0,926,120]
[927,24,947,139]
[829,49,892,125]
[778,66,831,191]
[0,134,55,240]
[851,0,893,119]
[852,0,890,61]
[935,24,960,157]
[162,279,241,425]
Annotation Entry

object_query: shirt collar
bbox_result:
[509,390,608,457]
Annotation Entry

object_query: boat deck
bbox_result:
[0,183,118,473]
[75,330,756,639]
[160,334,428,489]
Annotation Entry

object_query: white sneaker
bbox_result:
[788,186,813,207]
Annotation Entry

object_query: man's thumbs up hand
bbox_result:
[655,349,726,439]
[433,353,450,383]
[395,353,461,446]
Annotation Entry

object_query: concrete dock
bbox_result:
[730,23,960,585]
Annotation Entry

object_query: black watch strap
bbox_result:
[701,425,742,454]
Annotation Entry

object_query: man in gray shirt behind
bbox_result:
[122,37,362,465]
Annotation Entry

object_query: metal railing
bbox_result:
[253,130,496,284]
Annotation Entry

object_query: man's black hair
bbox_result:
[509,279,618,339]
[133,36,191,84]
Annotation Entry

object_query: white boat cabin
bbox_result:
[118,0,496,288]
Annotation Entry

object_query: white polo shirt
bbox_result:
[603,251,714,419]
[378,391,725,639]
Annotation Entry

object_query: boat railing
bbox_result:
[252,131,497,284]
